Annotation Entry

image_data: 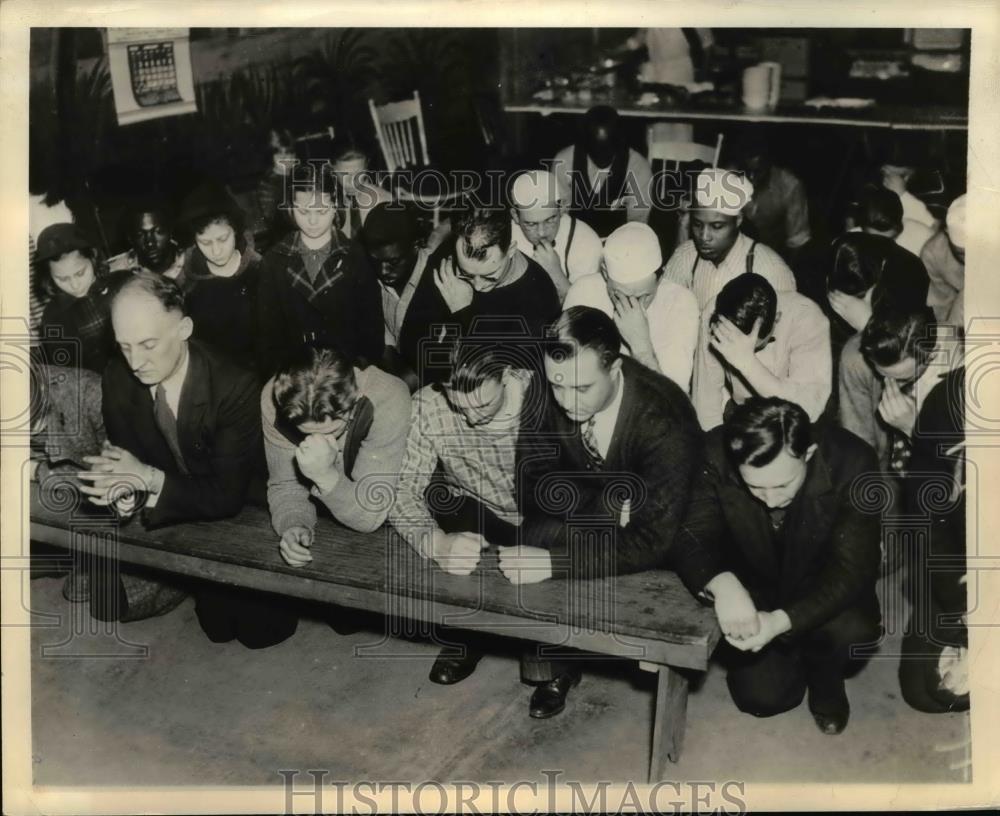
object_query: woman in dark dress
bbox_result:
[177,186,264,372]
[36,223,128,374]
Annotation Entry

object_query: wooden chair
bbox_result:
[646,127,723,201]
[368,91,461,227]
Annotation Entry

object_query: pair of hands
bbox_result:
[709,315,761,373]
[294,433,341,495]
[709,572,790,653]
[877,377,918,437]
[433,531,553,585]
[76,441,156,507]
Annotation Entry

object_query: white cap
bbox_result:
[603,222,662,283]
[691,168,754,216]
[511,170,562,209]
[946,194,966,249]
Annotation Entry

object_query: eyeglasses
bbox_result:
[520,213,561,231]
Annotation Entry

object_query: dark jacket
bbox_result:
[678,424,882,636]
[178,248,263,372]
[102,340,263,528]
[256,231,385,379]
[516,355,706,582]
[40,269,131,374]
[905,366,965,644]
[398,245,561,386]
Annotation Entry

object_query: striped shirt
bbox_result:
[388,369,530,559]
[662,233,797,312]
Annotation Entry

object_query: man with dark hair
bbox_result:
[550,105,653,238]
[841,305,960,471]
[262,344,411,551]
[692,273,831,430]
[389,338,535,684]
[78,272,294,647]
[361,203,429,371]
[731,129,811,259]
[111,200,187,279]
[826,231,930,337]
[855,185,934,258]
[397,204,560,386]
[506,306,720,717]
[256,161,385,379]
[678,397,882,734]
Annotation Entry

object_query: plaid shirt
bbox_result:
[286,231,351,303]
[389,370,531,559]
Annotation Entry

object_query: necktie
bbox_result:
[581,417,604,466]
[154,384,189,476]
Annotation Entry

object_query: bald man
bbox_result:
[509,169,603,301]
[79,271,296,647]
[563,222,700,391]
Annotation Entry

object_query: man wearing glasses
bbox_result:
[509,169,603,301]
[398,205,561,386]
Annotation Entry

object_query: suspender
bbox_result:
[688,240,758,286]
[563,215,577,278]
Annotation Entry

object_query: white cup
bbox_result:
[742,62,782,110]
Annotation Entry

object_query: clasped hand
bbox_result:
[77,442,153,506]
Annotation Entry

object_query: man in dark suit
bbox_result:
[678,397,883,734]
[503,306,757,718]
[78,271,296,648]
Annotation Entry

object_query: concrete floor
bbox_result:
[29,570,971,787]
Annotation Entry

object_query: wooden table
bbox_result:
[29,484,721,781]
[504,88,968,131]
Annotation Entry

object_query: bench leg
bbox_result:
[648,665,689,782]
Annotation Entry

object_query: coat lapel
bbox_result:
[176,344,210,462]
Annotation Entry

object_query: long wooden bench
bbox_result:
[28,483,720,781]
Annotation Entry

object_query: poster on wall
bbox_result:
[106,28,197,125]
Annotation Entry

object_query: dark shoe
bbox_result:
[809,684,850,735]
[428,648,483,685]
[529,670,582,719]
[812,706,850,735]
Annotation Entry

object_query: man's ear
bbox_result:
[804,442,819,464]
[609,356,623,378]
[735,213,744,229]
[178,315,194,342]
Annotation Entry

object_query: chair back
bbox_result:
[368,91,431,172]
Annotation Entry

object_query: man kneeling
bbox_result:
[679,397,883,734]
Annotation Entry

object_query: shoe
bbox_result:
[529,671,582,719]
[809,685,850,735]
[61,572,90,603]
[428,649,483,685]
[812,707,850,735]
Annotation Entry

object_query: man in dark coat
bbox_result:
[504,307,752,718]
[678,396,883,734]
[78,271,295,648]
[397,205,561,387]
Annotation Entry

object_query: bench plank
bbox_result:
[29,485,720,670]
